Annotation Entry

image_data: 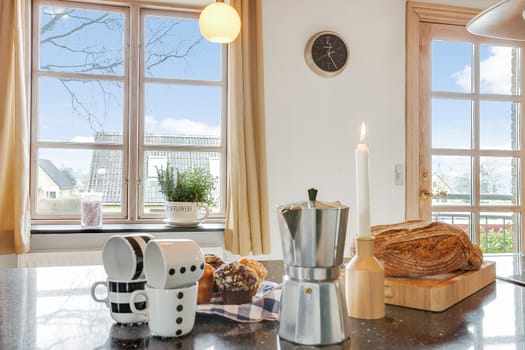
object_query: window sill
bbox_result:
[29,222,225,253]
[31,222,225,234]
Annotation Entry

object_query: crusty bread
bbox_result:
[370,220,483,277]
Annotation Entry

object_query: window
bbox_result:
[31,0,226,223]
[430,29,522,254]
[406,2,525,254]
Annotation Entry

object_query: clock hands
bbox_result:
[314,50,338,70]
[324,42,338,69]
[329,55,338,70]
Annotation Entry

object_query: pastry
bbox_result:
[214,262,258,305]
[205,254,224,292]
[238,257,268,295]
[205,254,224,269]
[197,263,215,304]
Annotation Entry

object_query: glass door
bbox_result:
[416,22,525,253]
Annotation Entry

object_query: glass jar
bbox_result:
[81,192,103,228]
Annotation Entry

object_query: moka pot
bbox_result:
[277,188,350,346]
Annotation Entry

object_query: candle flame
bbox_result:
[360,123,366,143]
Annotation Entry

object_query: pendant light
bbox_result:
[199,1,241,44]
[467,0,525,41]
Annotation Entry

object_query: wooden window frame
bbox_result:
[406,1,525,253]
[405,1,481,220]
[30,0,227,224]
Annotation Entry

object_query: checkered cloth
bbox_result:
[196,281,281,323]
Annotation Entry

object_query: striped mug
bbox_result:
[102,234,154,281]
[91,278,148,325]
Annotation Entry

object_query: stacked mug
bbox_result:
[130,239,205,338]
[91,233,154,325]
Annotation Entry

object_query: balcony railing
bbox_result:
[432,212,514,253]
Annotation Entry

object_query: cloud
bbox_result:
[154,117,220,136]
[453,46,514,94]
[480,46,513,94]
[452,65,471,92]
[144,115,158,130]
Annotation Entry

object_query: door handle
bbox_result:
[420,191,447,200]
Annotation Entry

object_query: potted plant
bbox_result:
[156,165,215,226]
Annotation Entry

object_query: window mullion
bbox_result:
[128,4,140,222]
[514,44,525,253]
[36,70,126,82]
[472,42,481,244]
[144,77,224,88]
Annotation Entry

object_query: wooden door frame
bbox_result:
[405,1,480,220]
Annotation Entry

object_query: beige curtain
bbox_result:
[0,0,31,254]
[225,0,271,256]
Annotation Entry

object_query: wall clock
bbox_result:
[304,31,349,77]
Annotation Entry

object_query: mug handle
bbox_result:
[197,204,209,221]
[90,281,109,305]
[129,290,148,315]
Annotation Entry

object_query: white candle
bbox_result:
[355,123,371,237]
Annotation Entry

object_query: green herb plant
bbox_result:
[156,165,215,206]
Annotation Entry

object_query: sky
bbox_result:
[431,41,519,198]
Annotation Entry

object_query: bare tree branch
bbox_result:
[39,7,203,134]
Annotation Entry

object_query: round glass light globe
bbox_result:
[199,2,241,44]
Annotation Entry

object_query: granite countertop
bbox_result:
[0,256,524,349]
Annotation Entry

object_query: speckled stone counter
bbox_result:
[0,257,524,349]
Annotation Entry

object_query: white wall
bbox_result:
[262,0,406,259]
[260,0,499,260]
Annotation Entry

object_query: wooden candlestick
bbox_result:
[345,236,385,319]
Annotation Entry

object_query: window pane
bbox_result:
[432,98,471,149]
[143,151,222,214]
[144,15,221,81]
[479,212,516,253]
[480,157,518,206]
[480,45,520,95]
[39,5,124,75]
[432,155,472,205]
[36,148,123,216]
[144,84,221,145]
[432,212,471,236]
[480,100,519,150]
[432,41,472,93]
[38,77,124,144]
[88,149,124,214]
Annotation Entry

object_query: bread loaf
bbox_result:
[371,220,483,277]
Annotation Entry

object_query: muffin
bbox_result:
[205,254,225,269]
[238,257,268,295]
[197,263,216,304]
[205,254,225,292]
[214,262,258,305]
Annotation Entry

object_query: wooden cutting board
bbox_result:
[383,261,496,312]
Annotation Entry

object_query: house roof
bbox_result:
[432,172,453,192]
[88,132,221,204]
[38,159,75,190]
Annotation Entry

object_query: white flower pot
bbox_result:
[164,201,209,227]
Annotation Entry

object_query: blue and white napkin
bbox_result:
[196,281,281,323]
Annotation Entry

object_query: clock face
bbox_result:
[305,32,348,77]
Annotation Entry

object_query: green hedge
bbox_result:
[480,228,513,253]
